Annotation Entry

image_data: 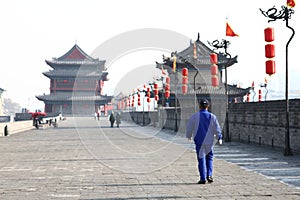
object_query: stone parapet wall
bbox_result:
[121,99,300,153]
[0,120,34,136]
[228,99,300,153]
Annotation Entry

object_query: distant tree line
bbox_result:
[3,98,21,115]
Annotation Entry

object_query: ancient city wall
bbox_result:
[228,99,300,153]
[122,99,300,153]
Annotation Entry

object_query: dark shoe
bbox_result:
[198,180,206,184]
[207,176,213,183]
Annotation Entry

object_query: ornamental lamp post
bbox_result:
[260,1,295,156]
[208,39,231,142]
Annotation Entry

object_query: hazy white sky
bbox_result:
[0,0,299,111]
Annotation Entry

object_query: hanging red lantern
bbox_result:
[166,77,170,84]
[182,77,188,85]
[165,84,170,91]
[264,27,276,76]
[210,64,218,75]
[155,95,159,101]
[154,89,159,95]
[147,87,151,97]
[265,44,275,58]
[264,27,274,42]
[137,93,141,106]
[266,60,276,75]
[147,97,150,103]
[182,85,188,94]
[258,89,262,102]
[165,90,170,99]
[154,83,158,89]
[210,53,218,86]
[182,68,188,76]
[211,76,219,87]
[210,53,218,64]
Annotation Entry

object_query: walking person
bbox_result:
[115,112,121,128]
[109,112,115,128]
[186,99,222,184]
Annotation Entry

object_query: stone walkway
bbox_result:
[0,117,299,199]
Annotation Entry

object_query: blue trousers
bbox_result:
[196,144,214,181]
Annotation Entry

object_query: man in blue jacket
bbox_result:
[186,99,222,184]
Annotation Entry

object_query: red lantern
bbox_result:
[182,68,188,76]
[182,77,188,84]
[210,53,218,64]
[154,89,159,95]
[182,85,188,94]
[165,84,170,91]
[246,93,250,102]
[147,97,150,103]
[266,60,276,75]
[155,95,159,101]
[154,83,158,89]
[258,89,262,102]
[211,76,219,87]
[147,87,151,97]
[210,64,218,75]
[264,27,274,42]
[265,44,275,58]
[166,77,170,84]
[165,90,170,99]
[264,27,276,76]
[137,93,141,106]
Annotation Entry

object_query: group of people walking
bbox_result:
[94,111,122,128]
[109,112,121,128]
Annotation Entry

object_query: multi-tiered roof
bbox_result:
[36,44,111,114]
[156,35,250,101]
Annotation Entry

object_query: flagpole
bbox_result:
[224,43,231,142]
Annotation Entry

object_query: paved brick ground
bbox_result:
[0,117,299,199]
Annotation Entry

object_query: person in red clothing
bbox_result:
[186,99,222,184]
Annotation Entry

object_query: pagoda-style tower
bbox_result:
[156,35,250,107]
[156,35,251,132]
[36,44,112,115]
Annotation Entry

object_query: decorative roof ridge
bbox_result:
[54,44,99,61]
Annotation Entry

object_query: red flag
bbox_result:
[287,0,296,8]
[226,22,239,37]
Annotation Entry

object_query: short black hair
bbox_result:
[200,99,209,108]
